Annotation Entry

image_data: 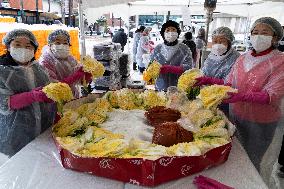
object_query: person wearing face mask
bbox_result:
[0,29,56,157]
[202,27,240,79]
[194,17,284,187]
[39,29,91,98]
[150,20,193,91]
[202,27,240,116]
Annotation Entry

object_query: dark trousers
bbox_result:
[234,117,277,171]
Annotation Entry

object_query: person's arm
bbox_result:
[9,88,53,110]
[263,63,284,106]
[223,91,269,104]
[160,46,192,75]
[0,78,52,111]
[60,67,92,85]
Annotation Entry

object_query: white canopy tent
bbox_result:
[79,0,284,56]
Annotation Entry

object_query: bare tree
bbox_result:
[61,0,65,24]
[48,0,51,12]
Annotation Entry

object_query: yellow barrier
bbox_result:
[0,29,80,60]
[0,17,16,23]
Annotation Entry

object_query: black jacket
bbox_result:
[0,53,18,66]
[112,31,127,47]
[278,38,284,52]
[182,40,197,60]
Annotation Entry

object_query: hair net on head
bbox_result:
[2,29,38,50]
[198,28,205,36]
[184,32,193,40]
[139,25,146,32]
[212,27,235,42]
[251,17,284,41]
[48,29,71,44]
[143,27,151,33]
[160,20,181,39]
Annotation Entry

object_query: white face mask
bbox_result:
[164,32,178,43]
[250,35,273,53]
[51,44,70,59]
[211,44,227,56]
[10,47,34,64]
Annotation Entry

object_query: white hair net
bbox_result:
[48,29,71,45]
[212,27,235,42]
[143,27,151,33]
[251,17,284,41]
[2,29,38,49]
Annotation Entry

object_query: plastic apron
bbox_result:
[226,49,284,188]
[39,46,80,98]
[150,43,193,91]
[0,61,56,157]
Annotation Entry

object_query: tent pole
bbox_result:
[200,9,213,68]
[127,3,131,55]
[78,0,86,58]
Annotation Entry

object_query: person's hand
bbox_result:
[32,90,53,103]
[61,67,85,85]
[223,92,243,103]
[84,72,93,83]
[160,65,183,75]
[223,91,269,104]
[193,76,226,87]
[10,90,53,110]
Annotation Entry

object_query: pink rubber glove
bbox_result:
[193,175,234,189]
[223,91,270,104]
[193,76,225,87]
[10,89,53,110]
[84,72,93,83]
[160,65,183,75]
[61,67,92,85]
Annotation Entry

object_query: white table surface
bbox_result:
[0,129,268,189]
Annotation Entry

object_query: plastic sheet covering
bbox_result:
[94,75,122,91]
[39,45,80,98]
[150,43,193,91]
[226,49,284,188]
[202,48,240,80]
[0,61,55,157]
[0,129,268,189]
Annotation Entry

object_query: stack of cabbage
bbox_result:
[53,81,236,160]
